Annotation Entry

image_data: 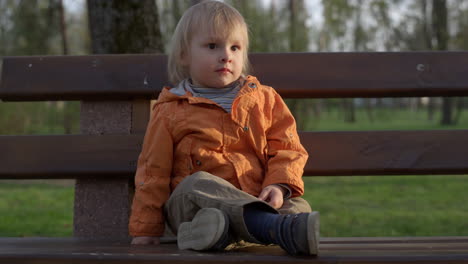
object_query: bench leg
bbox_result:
[74,178,134,239]
[75,100,146,239]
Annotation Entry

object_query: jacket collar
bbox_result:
[155,75,260,106]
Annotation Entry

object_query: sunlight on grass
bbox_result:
[303,175,468,237]
[0,181,74,237]
[300,106,468,131]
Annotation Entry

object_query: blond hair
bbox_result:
[167,1,250,85]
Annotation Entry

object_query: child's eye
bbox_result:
[208,43,216,49]
[231,45,240,51]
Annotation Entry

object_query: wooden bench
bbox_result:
[1,52,468,263]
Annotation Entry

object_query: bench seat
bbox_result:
[2,237,468,264]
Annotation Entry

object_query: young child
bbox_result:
[129,1,319,256]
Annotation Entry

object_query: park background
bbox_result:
[1,0,468,237]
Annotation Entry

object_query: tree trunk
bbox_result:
[57,0,73,134]
[289,0,297,51]
[453,97,464,124]
[428,97,436,121]
[432,0,453,125]
[58,0,68,55]
[343,99,356,123]
[365,99,374,123]
[87,0,163,54]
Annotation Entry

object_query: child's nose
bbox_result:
[220,57,232,63]
[219,49,232,63]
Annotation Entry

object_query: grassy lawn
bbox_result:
[303,175,468,237]
[301,105,468,131]
[0,181,74,237]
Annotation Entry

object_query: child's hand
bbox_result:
[258,185,286,209]
[131,236,161,245]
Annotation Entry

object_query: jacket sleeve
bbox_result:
[262,91,308,197]
[129,104,173,237]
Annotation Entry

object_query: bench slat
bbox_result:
[1,237,468,264]
[2,52,468,101]
[0,134,142,179]
[302,130,468,176]
[1,130,467,179]
[255,52,468,98]
[0,54,167,101]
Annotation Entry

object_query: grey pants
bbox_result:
[164,171,311,242]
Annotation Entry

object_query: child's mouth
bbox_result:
[216,68,231,73]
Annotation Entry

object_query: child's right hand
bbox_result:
[258,184,286,209]
[131,236,161,245]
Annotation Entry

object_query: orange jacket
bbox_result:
[129,75,308,237]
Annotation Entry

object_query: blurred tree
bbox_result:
[0,1,13,55]
[157,0,191,53]
[453,0,468,49]
[0,0,80,135]
[422,1,437,121]
[319,0,353,52]
[229,0,284,52]
[58,0,68,55]
[320,0,356,123]
[87,0,163,54]
[393,0,459,125]
[289,0,309,52]
[7,0,62,55]
[452,0,468,124]
[432,0,452,125]
[288,0,311,129]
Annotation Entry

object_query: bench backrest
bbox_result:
[1,52,468,238]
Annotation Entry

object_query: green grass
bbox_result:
[0,181,74,237]
[303,175,468,237]
[301,106,468,131]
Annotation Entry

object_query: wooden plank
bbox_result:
[0,54,167,101]
[1,130,468,179]
[301,130,468,176]
[2,52,468,101]
[0,134,142,179]
[1,237,468,264]
[320,236,468,244]
[253,52,468,98]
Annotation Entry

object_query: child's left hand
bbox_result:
[258,185,286,209]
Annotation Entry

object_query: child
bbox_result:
[129,1,319,256]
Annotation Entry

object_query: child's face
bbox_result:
[182,27,245,88]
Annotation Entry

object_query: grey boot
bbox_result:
[177,208,232,251]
